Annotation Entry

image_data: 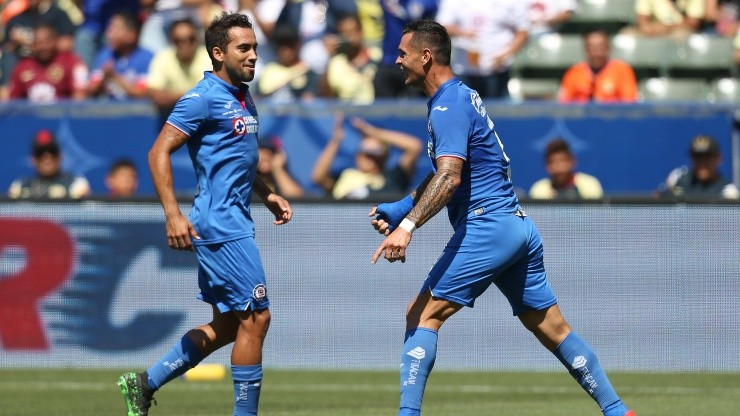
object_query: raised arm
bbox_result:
[148,123,199,250]
[351,117,423,178]
[311,112,345,193]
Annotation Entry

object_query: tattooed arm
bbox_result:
[371,156,463,264]
[407,156,463,228]
[148,123,200,251]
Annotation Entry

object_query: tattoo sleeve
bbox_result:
[406,157,463,228]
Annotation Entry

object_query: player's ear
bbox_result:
[421,48,432,66]
[212,46,225,64]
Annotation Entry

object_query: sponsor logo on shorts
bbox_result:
[253,284,267,300]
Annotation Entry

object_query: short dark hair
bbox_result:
[402,19,451,66]
[168,18,198,38]
[112,10,142,34]
[544,139,573,159]
[205,12,254,66]
[272,24,300,48]
[108,159,138,175]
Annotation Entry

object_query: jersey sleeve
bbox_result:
[430,106,470,160]
[167,91,208,136]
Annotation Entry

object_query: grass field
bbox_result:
[0,369,738,416]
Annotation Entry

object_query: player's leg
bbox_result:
[399,213,518,416]
[231,307,271,416]
[118,305,237,416]
[399,291,463,416]
[502,216,633,416]
[217,236,271,416]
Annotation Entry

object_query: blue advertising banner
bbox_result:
[0,101,736,197]
[1,201,738,371]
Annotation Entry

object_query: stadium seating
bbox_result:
[638,77,708,102]
[508,78,561,101]
[610,34,675,80]
[707,78,740,104]
[559,0,635,35]
[665,34,737,81]
[512,34,585,80]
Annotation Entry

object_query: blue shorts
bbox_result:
[195,236,269,313]
[422,212,557,315]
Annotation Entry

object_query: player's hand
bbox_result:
[368,206,391,235]
[265,193,293,225]
[371,228,412,264]
[368,195,414,235]
[165,213,200,251]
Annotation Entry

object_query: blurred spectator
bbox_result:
[274,0,357,75]
[321,13,378,104]
[355,0,384,50]
[105,158,139,197]
[147,18,210,119]
[3,0,76,60]
[625,0,706,40]
[705,0,739,37]
[312,112,422,199]
[1,0,28,25]
[529,138,604,200]
[256,136,304,198]
[559,30,638,103]
[373,0,439,99]
[8,129,91,199]
[74,0,140,68]
[87,11,153,100]
[657,134,740,199]
[527,0,577,38]
[0,46,17,100]
[256,24,318,103]
[238,0,287,82]
[5,23,88,102]
[139,0,223,54]
[735,28,740,64]
[436,0,529,98]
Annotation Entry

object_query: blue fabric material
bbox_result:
[375,194,415,231]
[232,364,263,416]
[168,72,259,244]
[146,335,204,390]
[399,328,438,416]
[553,332,628,416]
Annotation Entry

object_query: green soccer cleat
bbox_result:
[117,372,156,416]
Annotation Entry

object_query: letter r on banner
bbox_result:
[0,218,74,349]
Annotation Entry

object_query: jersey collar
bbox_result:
[428,77,459,109]
[203,71,250,94]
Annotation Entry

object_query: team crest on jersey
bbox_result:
[233,117,247,134]
[253,284,267,300]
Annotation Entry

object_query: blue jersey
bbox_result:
[380,0,439,65]
[168,71,260,244]
[426,78,520,227]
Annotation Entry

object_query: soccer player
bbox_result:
[369,20,635,416]
[117,12,292,416]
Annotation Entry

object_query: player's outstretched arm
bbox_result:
[253,176,293,225]
[149,123,200,251]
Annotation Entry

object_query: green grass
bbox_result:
[0,369,738,415]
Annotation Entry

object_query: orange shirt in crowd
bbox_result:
[558,59,638,103]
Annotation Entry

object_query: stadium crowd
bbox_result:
[1,0,739,200]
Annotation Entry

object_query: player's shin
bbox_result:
[146,334,205,390]
[232,364,263,416]
[552,332,629,416]
[399,328,438,416]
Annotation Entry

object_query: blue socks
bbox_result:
[232,364,263,416]
[399,328,438,416]
[146,335,204,390]
[553,332,628,416]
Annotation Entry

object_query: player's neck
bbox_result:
[422,67,455,97]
